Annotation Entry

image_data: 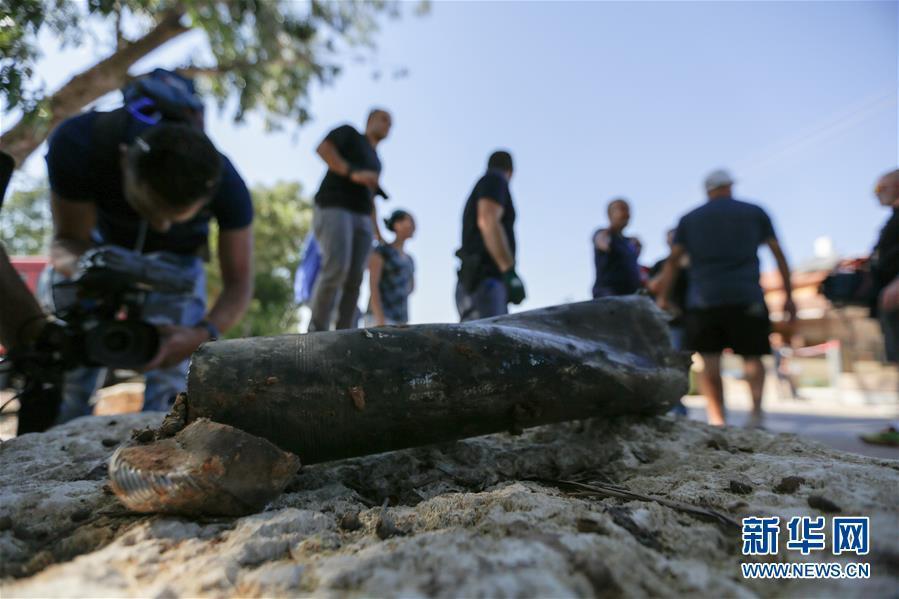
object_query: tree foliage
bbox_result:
[0,0,427,165]
[206,181,312,338]
[0,181,51,255]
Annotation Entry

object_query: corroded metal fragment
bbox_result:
[185,297,690,465]
[109,418,300,516]
[110,297,689,517]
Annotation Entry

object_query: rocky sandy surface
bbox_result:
[1,412,897,598]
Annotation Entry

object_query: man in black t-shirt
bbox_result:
[455,150,526,321]
[41,111,254,423]
[309,109,391,331]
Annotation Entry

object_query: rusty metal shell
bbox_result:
[185,297,690,465]
[109,418,300,516]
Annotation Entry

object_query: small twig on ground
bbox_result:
[530,478,741,531]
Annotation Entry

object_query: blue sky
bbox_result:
[3,1,897,324]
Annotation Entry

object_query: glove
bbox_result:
[502,268,526,305]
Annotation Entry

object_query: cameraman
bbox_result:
[41,111,253,423]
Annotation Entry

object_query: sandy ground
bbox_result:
[680,395,899,461]
[685,402,899,460]
[0,412,896,598]
[681,371,899,460]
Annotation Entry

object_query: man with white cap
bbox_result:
[655,169,795,428]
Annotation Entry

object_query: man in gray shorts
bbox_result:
[309,109,391,331]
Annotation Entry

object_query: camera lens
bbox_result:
[103,328,133,352]
[85,321,159,369]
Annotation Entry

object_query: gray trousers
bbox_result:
[309,206,373,331]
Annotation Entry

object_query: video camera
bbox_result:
[45,246,195,369]
[820,258,874,308]
[0,150,194,432]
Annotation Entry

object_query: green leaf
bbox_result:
[3,0,428,140]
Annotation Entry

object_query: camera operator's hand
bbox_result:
[49,243,88,278]
[142,324,210,371]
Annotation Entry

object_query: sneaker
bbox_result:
[860,427,899,447]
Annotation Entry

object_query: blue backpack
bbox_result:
[89,68,208,185]
[121,68,205,128]
[91,68,207,167]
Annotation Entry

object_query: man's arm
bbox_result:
[49,192,96,277]
[0,244,45,350]
[647,266,665,297]
[654,244,686,311]
[143,225,253,371]
[371,205,383,244]
[316,139,379,190]
[593,230,611,253]
[207,225,254,333]
[477,198,514,273]
[316,138,351,177]
[368,251,386,325]
[766,236,796,321]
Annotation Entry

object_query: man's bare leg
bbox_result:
[744,356,766,428]
[699,353,725,426]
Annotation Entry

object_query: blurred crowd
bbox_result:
[2,68,896,446]
[299,107,897,445]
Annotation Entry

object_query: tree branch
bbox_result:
[175,60,255,78]
[115,1,125,51]
[173,53,314,79]
[0,10,190,167]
